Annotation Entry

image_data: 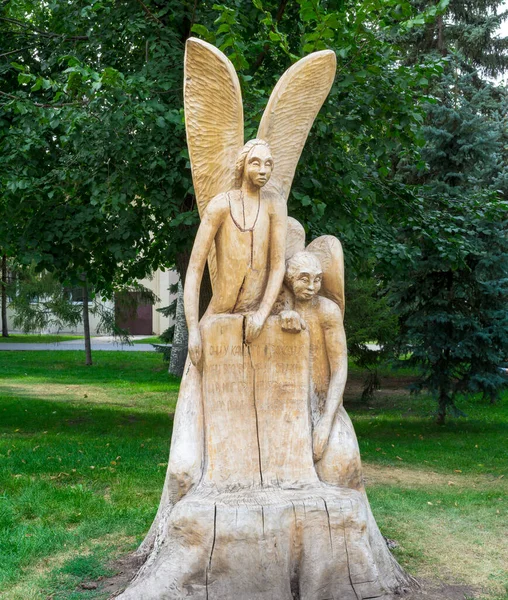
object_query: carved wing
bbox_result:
[184,37,244,216]
[184,38,244,288]
[257,50,336,202]
[285,216,306,260]
[306,235,345,316]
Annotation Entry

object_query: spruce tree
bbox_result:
[383,1,508,422]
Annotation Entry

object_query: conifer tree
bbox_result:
[384,0,508,422]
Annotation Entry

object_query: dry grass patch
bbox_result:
[365,463,507,598]
[364,463,508,490]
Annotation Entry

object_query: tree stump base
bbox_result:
[120,485,391,600]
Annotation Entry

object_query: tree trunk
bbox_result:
[82,276,92,366]
[168,280,188,377]
[175,250,213,319]
[436,390,448,425]
[199,263,213,319]
[1,253,8,337]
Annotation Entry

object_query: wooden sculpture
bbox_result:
[117,38,415,600]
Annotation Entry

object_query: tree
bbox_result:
[344,270,399,400]
[381,0,508,422]
[1,0,441,300]
[1,253,9,337]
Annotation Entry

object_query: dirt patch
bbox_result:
[404,579,479,599]
[344,373,417,403]
[96,557,479,600]
[363,464,507,490]
[90,552,143,599]
[2,382,112,404]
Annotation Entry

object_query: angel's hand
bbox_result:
[313,415,333,462]
[188,327,202,368]
[244,311,266,344]
[280,310,306,334]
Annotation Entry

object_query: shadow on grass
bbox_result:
[0,350,181,389]
[0,393,175,439]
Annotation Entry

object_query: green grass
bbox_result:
[0,334,83,344]
[132,336,164,345]
[0,351,506,599]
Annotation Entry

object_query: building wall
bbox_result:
[137,269,179,335]
[5,300,113,336]
[5,268,179,336]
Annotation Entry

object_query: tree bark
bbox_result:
[1,253,8,337]
[436,390,448,425]
[168,280,188,377]
[82,276,92,366]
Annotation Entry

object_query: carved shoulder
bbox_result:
[263,188,286,218]
[318,296,343,330]
[203,192,229,220]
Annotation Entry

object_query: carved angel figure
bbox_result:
[119,38,416,600]
[135,36,336,555]
[183,38,336,366]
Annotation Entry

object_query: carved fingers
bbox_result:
[313,417,333,462]
[244,311,266,344]
[188,328,203,369]
[280,310,307,334]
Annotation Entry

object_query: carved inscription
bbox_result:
[249,316,319,487]
[201,315,261,488]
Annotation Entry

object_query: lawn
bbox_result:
[0,334,83,344]
[132,336,164,345]
[0,351,506,599]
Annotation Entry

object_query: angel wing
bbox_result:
[306,235,345,316]
[184,38,244,288]
[257,50,336,202]
[286,216,306,260]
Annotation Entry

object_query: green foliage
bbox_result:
[8,265,83,333]
[344,271,399,399]
[378,0,508,422]
[0,0,440,288]
[382,194,508,416]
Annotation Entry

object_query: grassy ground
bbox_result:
[0,351,506,599]
[132,336,164,345]
[0,334,83,344]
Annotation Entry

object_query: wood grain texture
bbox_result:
[257,50,336,202]
[285,216,306,260]
[184,38,244,289]
[118,40,418,600]
[306,234,345,315]
[184,38,243,218]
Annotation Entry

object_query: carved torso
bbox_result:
[208,190,275,315]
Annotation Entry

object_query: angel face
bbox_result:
[244,145,274,188]
[285,252,323,301]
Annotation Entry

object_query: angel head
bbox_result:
[285,251,323,301]
[234,139,274,189]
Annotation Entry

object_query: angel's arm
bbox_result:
[184,197,226,334]
[321,300,348,422]
[313,299,347,461]
[244,198,287,343]
[260,198,288,321]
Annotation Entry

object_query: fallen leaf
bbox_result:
[454,469,462,473]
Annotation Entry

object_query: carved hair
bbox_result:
[234,139,272,188]
[284,251,322,287]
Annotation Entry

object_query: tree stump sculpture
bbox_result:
[118,38,416,600]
